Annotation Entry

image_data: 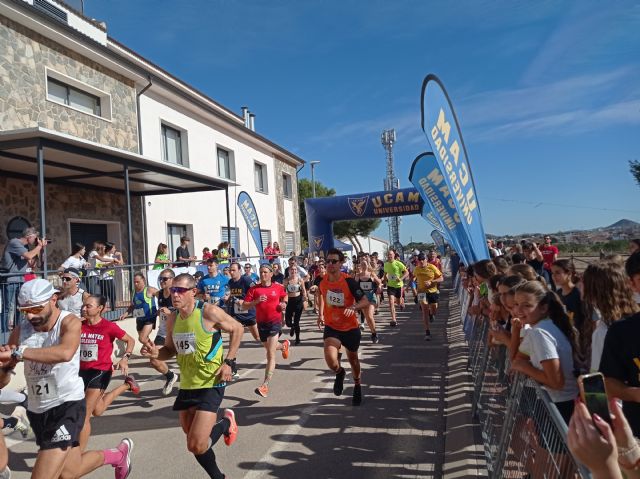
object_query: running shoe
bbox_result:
[414,296,419,304]
[223,409,238,446]
[281,339,290,359]
[124,376,140,395]
[114,438,134,479]
[352,384,363,406]
[162,370,178,396]
[289,327,295,337]
[255,384,269,398]
[333,367,346,396]
[294,338,300,346]
[232,371,241,380]
[371,333,379,344]
[425,330,432,341]
[0,467,10,479]
[10,405,31,439]
[390,321,398,328]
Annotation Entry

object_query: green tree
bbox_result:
[298,178,335,244]
[333,218,382,253]
[630,160,640,187]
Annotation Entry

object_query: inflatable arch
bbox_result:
[304,187,425,254]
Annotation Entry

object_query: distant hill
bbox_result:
[604,219,640,230]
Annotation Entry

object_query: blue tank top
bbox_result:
[132,287,157,320]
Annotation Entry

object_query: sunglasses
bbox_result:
[159,277,173,282]
[61,277,75,282]
[244,266,252,269]
[170,286,193,295]
[19,304,46,314]
[326,259,341,264]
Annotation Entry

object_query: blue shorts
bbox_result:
[258,322,282,342]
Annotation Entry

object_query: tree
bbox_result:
[333,218,382,253]
[630,160,640,187]
[298,178,336,244]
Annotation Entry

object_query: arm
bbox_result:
[141,315,177,361]
[317,291,325,329]
[511,357,565,390]
[605,378,640,403]
[532,244,544,261]
[22,315,81,364]
[0,328,22,388]
[202,305,243,381]
[113,332,136,376]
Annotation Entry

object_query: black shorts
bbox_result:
[136,317,156,332]
[173,387,225,413]
[258,322,282,342]
[323,325,361,352]
[27,399,86,450]
[234,315,257,327]
[387,286,402,299]
[154,334,166,346]
[426,292,440,304]
[79,369,112,391]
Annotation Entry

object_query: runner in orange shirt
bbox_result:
[317,248,370,405]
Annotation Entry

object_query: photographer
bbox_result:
[1,226,47,330]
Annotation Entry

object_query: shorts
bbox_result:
[387,286,402,299]
[427,292,439,304]
[173,387,225,413]
[234,315,257,327]
[364,291,378,305]
[323,325,361,352]
[258,322,282,342]
[27,399,86,450]
[154,334,166,346]
[410,281,417,289]
[136,317,156,332]
[79,369,112,390]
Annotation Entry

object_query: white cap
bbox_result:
[413,249,420,255]
[18,279,59,307]
[313,256,320,261]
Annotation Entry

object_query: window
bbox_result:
[254,162,268,193]
[221,227,240,256]
[47,77,101,116]
[161,124,185,166]
[285,231,295,255]
[217,147,235,180]
[260,230,271,250]
[282,173,293,199]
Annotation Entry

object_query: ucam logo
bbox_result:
[348,196,369,217]
[312,235,324,249]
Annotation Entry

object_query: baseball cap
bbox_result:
[313,256,320,262]
[417,253,426,261]
[18,279,59,307]
[62,267,80,278]
[413,249,420,256]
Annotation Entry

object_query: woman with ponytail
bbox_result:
[509,280,580,424]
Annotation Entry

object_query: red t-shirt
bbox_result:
[244,282,286,324]
[80,318,126,371]
[540,245,559,270]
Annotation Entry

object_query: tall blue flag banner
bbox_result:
[424,209,445,235]
[409,152,472,265]
[237,191,264,258]
[421,74,489,262]
[431,230,446,256]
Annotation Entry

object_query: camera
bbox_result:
[39,238,53,244]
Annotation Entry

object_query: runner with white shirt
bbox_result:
[56,268,89,316]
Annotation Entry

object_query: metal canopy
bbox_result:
[0,127,235,195]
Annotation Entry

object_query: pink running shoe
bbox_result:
[114,438,133,479]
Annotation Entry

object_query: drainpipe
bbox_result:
[136,76,153,263]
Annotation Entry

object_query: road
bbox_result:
[4,294,450,479]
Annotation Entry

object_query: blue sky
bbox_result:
[82,0,640,242]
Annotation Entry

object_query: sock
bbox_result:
[103,448,124,466]
[0,389,27,404]
[337,352,343,363]
[194,448,225,479]
[3,417,17,429]
[210,418,231,445]
[264,371,274,385]
[164,370,174,380]
[335,366,345,375]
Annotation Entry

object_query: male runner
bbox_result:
[0,279,132,479]
[141,273,241,479]
[56,268,89,316]
[383,249,409,327]
[414,253,443,340]
[198,259,229,305]
[225,262,260,342]
[317,249,369,405]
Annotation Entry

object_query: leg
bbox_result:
[32,448,72,479]
[284,303,294,328]
[364,305,377,335]
[345,349,361,384]
[59,447,104,479]
[388,292,397,324]
[262,335,279,385]
[0,435,7,473]
[323,337,342,372]
[79,388,103,452]
[420,303,431,331]
[93,383,130,416]
[293,299,304,341]
[180,409,226,479]
[248,324,260,342]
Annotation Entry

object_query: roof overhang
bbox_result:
[0,127,235,196]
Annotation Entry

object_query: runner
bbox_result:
[317,248,370,405]
[56,267,89,316]
[224,262,260,343]
[155,268,176,347]
[119,272,177,395]
[243,264,290,397]
[383,249,408,327]
[140,273,241,479]
[428,250,442,272]
[243,264,259,284]
[354,254,381,343]
[79,294,137,451]
[414,253,443,340]
[0,279,133,479]
[407,253,419,305]
[369,254,383,314]
[283,266,307,345]
[198,259,229,305]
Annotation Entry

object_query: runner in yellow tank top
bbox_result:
[141,273,243,479]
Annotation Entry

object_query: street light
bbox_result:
[310,161,320,197]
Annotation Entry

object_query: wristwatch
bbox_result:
[223,358,236,367]
[11,345,27,362]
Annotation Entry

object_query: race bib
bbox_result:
[173,332,196,355]
[327,290,345,307]
[233,301,244,315]
[287,284,299,293]
[418,293,427,303]
[132,308,145,318]
[388,274,398,281]
[27,375,58,401]
[80,343,99,362]
[360,282,372,292]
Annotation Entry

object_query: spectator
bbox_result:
[629,239,640,255]
[264,242,275,262]
[0,226,46,330]
[271,262,285,284]
[153,243,171,270]
[217,241,230,265]
[202,247,213,263]
[625,251,640,304]
[486,239,500,258]
[97,241,121,311]
[522,241,545,276]
[583,261,639,373]
[511,252,526,265]
[87,241,111,295]
[540,235,559,288]
[59,243,88,272]
[284,257,308,280]
[508,263,541,282]
[175,236,196,267]
[552,259,585,333]
[272,241,281,259]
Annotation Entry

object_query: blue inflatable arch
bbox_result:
[304,187,425,254]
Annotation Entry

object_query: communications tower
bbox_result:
[381,129,401,251]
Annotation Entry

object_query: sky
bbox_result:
[80,0,640,243]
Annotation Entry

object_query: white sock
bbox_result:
[0,389,26,404]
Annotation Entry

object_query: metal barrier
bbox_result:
[457,285,592,479]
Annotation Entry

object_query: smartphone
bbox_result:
[578,373,612,425]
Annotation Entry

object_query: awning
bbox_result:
[0,127,235,195]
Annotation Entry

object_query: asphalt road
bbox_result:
[4,296,449,479]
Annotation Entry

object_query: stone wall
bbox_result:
[274,158,301,253]
[0,177,145,267]
[0,16,138,151]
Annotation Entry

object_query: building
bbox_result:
[0,0,303,270]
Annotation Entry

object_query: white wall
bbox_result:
[341,235,389,255]
[139,93,288,261]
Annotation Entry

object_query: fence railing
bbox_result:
[457,285,592,479]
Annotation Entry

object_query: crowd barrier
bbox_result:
[457,285,592,479]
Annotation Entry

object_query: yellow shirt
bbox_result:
[413,264,442,294]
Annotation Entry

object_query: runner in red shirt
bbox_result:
[540,235,559,288]
[79,294,137,451]
[243,264,289,398]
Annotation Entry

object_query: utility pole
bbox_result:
[310,161,320,197]
[381,129,401,251]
